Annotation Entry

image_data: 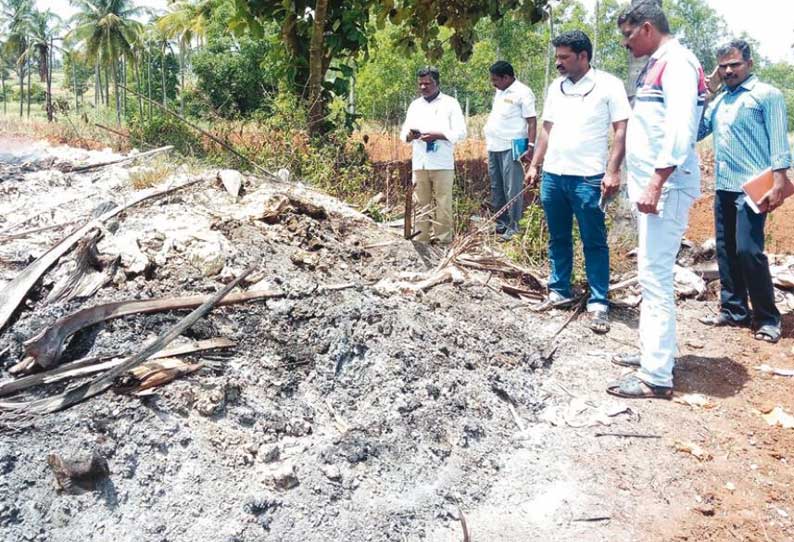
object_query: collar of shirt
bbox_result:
[650,37,678,61]
[730,74,758,94]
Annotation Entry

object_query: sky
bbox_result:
[42,0,794,63]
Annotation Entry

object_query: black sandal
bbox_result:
[588,310,610,334]
[754,324,781,344]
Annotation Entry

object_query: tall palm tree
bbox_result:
[1,0,34,117]
[19,9,63,121]
[67,0,143,124]
[156,0,213,114]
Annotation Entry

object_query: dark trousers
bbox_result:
[714,190,779,327]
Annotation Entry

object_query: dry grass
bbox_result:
[129,160,175,190]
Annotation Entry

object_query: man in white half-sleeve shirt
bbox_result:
[483,60,537,241]
[526,30,630,334]
[400,66,467,244]
[607,1,707,400]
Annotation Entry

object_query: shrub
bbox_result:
[128,113,204,157]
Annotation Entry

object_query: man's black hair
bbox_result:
[551,30,593,61]
[716,39,752,61]
[489,61,515,78]
[617,0,670,34]
[417,66,440,84]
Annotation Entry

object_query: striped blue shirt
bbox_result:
[698,75,792,192]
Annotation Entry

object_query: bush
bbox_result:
[128,113,204,157]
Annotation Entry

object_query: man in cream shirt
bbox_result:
[526,30,631,334]
[400,66,467,244]
[484,61,537,241]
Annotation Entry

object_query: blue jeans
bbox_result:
[540,171,609,310]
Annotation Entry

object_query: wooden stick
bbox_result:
[68,145,173,173]
[403,176,413,239]
[0,268,254,415]
[0,177,205,334]
[0,338,234,397]
[594,432,662,439]
[0,220,80,242]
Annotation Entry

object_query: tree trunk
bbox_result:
[542,4,554,104]
[95,63,100,107]
[104,65,109,107]
[73,56,79,113]
[307,0,330,136]
[113,59,121,125]
[18,64,24,117]
[26,56,31,118]
[161,44,167,107]
[2,69,6,115]
[147,50,152,120]
[46,40,53,122]
[179,43,184,115]
[593,0,600,66]
[135,56,143,117]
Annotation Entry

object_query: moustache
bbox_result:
[556,65,565,71]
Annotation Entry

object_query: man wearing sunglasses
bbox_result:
[526,30,631,334]
[607,1,707,400]
[696,40,791,344]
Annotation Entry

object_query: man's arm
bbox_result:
[525,121,553,186]
[522,116,538,163]
[400,102,417,142]
[758,88,793,212]
[602,120,628,199]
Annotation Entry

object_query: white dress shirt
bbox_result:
[400,92,467,171]
[626,39,706,200]
[542,68,631,177]
[483,79,537,152]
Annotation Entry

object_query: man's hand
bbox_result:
[705,65,722,95]
[407,129,421,142]
[601,171,621,200]
[519,149,534,165]
[419,132,444,142]
[758,171,792,213]
[636,183,663,214]
[758,186,786,213]
[525,165,541,187]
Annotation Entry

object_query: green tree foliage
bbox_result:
[665,0,727,72]
[188,2,280,118]
[230,0,550,134]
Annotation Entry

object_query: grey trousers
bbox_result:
[488,149,525,234]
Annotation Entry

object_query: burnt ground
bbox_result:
[0,137,793,542]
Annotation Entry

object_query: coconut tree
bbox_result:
[19,9,63,121]
[67,0,144,124]
[1,0,33,117]
[156,0,213,114]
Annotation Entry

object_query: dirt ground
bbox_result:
[0,136,793,542]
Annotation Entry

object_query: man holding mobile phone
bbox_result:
[400,67,467,244]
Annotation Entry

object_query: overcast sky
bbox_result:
[44,0,794,63]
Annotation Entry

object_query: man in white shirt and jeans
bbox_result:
[607,1,707,399]
[400,66,467,244]
[526,30,631,334]
[484,61,537,241]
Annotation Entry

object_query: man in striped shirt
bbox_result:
[697,39,792,344]
[607,1,706,399]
